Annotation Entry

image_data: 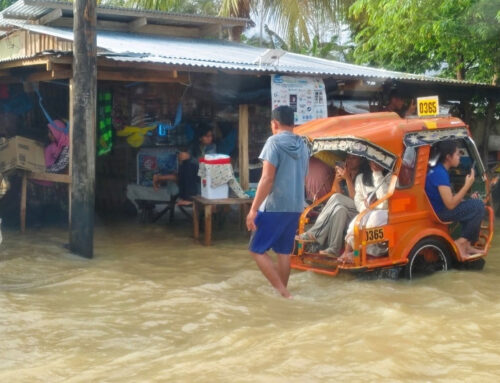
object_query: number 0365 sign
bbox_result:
[417,96,439,117]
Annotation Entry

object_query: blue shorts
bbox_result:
[249,211,301,255]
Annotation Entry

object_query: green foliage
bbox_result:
[0,0,16,11]
[348,0,500,83]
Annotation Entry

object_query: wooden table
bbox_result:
[192,195,253,246]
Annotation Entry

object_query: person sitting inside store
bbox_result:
[384,89,416,117]
[28,119,70,225]
[44,120,70,173]
[153,124,216,206]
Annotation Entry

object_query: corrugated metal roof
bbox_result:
[1,21,496,89]
[14,23,494,86]
[0,0,248,26]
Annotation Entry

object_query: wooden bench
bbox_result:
[192,195,253,246]
[20,171,71,233]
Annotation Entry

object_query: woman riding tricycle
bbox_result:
[292,112,494,279]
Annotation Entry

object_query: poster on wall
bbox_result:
[271,75,328,125]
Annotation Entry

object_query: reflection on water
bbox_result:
[1,216,500,382]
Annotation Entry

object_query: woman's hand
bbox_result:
[465,168,475,190]
[335,165,346,180]
[178,152,190,162]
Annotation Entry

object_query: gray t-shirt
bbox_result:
[259,131,309,212]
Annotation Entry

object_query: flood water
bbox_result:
[1,214,500,382]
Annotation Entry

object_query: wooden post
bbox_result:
[20,172,27,233]
[483,98,497,163]
[192,199,199,240]
[204,204,212,246]
[69,0,97,258]
[238,104,249,190]
[68,80,73,227]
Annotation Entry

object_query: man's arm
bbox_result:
[246,160,276,231]
[153,173,178,191]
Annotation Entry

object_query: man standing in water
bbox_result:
[246,106,309,298]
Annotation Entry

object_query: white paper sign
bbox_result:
[271,74,328,125]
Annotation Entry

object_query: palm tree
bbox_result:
[220,0,349,44]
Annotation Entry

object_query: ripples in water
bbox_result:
[1,221,500,382]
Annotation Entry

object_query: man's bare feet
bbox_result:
[319,249,339,257]
[337,251,354,264]
[454,239,469,260]
[176,199,193,206]
[466,245,485,256]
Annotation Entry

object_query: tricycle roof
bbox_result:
[294,112,469,171]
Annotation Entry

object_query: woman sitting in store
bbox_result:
[28,119,70,225]
[44,120,70,173]
[153,124,216,206]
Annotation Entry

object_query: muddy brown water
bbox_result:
[1,216,500,382]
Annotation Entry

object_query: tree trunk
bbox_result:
[70,0,97,258]
[456,54,465,80]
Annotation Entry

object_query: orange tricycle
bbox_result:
[291,112,494,279]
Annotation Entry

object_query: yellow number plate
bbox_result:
[417,96,439,117]
[364,227,385,244]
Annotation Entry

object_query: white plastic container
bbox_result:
[201,178,229,199]
[200,154,230,199]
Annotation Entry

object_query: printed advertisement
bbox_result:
[271,75,327,125]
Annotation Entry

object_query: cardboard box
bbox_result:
[0,136,46,173]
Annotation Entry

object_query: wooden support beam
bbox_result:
[129,17,147,32]
[52,17,129,32]
[139,24,200,37]
[97,58,182,73]
[97,70,188,83]
[200,24,222,39]
[70,0,96,259]
[46,61,72,71]
[342,79,383,93]
[24,69,72,82]
[52,16,201,36]
[0,58,49,70]
[28,172,71,184]
[49,56,74,65]
[238,104,249,190]
[35,8,63,25]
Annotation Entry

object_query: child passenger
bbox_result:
[425,140,485,259]
[338,160,390,264]
[296,154,363,257]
